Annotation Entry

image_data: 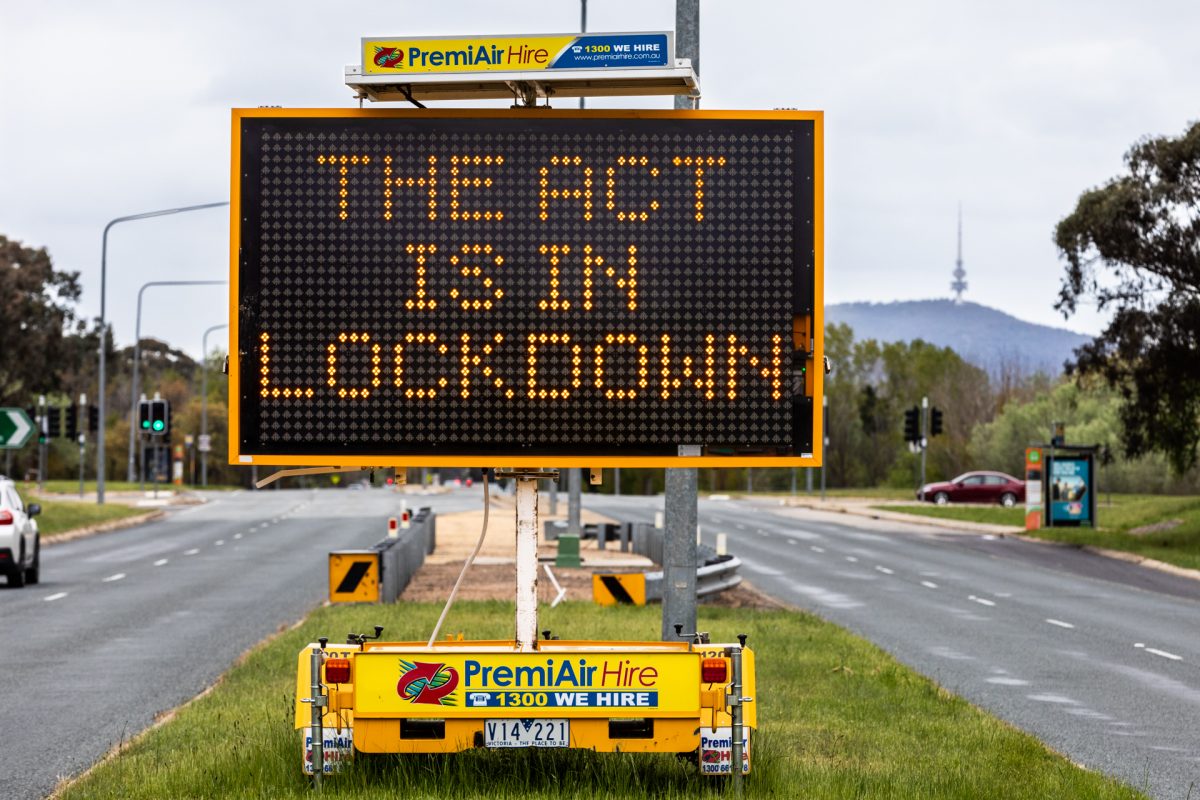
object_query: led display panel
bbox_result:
[230,109,822,467]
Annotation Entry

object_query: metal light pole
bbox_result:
[126,280,226,483]
[662,0,701,642]
[200,323,228,487]
[96,201,227,504]
[919,395,929,500]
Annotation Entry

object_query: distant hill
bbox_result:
[826,300,1092,376]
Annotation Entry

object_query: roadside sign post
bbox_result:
[1024,448,1043,530]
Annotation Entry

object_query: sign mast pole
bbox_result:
[663,0,701,644]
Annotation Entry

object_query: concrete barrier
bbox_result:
[331,507,435,604]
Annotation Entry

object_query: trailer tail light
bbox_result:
[325,658,352,684]
[701,658,728,683]
[0,510,12,525]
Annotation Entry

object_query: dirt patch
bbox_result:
[1129,519,1184,536]
[428,502,647,567]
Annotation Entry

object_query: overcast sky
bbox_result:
[2,0,1197,357]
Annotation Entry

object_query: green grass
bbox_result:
[38,480,240,494]
[873,504,1026,527]
[31,496,151,538]
[756,486,914,500]
[57,601,1143,800]
[877,494,1200,572]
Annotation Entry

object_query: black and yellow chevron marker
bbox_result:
[592,572,646,606]
[329,551,380,603]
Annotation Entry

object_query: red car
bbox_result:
[919,471,1025,507]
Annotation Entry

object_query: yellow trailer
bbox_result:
[296,636,755,775]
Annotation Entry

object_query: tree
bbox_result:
[0,236,82,406]
[1055,121,1200,473]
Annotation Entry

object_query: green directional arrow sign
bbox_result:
[0,408,34,449]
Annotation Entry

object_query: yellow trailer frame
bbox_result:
[296,638,755,769]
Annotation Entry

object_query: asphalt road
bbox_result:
[585,494,1200,800]
[0,485,480,800]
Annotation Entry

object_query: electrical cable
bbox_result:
[427,472,490,647]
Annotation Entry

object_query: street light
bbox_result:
[96,201,228,504]
[126,280,227,483]
[200,323,228,487]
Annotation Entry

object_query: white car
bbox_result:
[0,477,41,587]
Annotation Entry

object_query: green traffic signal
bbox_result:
[142,420,151,429]
[152,420,165,432]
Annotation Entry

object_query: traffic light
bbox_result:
[65,405,78,440]
[149,399,170,436]
[46,407,62,438]
[903,406,920,442]
[88,404,100,434]
[930,407,944,437]
[139,400,152,433]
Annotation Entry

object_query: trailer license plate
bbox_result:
[484,719,569,748]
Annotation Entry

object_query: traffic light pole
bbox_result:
[919,396,929,501]
[97,201,228,504]
[126,280,226,482]
[37,395,46,491]
[200,323,228,488]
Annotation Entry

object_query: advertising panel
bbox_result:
[353,650,700,718]
[1049,455,1092,525]
[363,32,672,75]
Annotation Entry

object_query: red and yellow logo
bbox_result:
[373,47,404,69]
[397,660,459,706]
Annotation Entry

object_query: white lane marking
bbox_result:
[1137,644,1183,661]
[920,580,939,589]
[1067,708,1113,720]
[929,645,974,661]
[789,582,864,609]
[874,566,894,575]
[215,540,225,546]
[1027,694,1078,705]
[44,592,68,602]
[810,546,825,553]
[787,539,799,546]
[184,548,200,556]
[986,677,1030,686]
[102,573,126,583]
[154,558,169,567]
[968,595,996,607]
[233,533,243,540]
[1046,619,1075,629]
[845,556,858,563]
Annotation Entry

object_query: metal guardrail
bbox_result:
[627,521,742,600]
[541,517,741,599]
[377,507,436,602]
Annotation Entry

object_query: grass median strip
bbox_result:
[877,494,1200,572]
[32,496,151,539]
[57,601,1143,800]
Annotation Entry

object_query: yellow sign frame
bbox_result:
[228,108,824,469]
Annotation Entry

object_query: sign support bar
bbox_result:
[499,468,557,651]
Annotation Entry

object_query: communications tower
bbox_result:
[951,205,967,304]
